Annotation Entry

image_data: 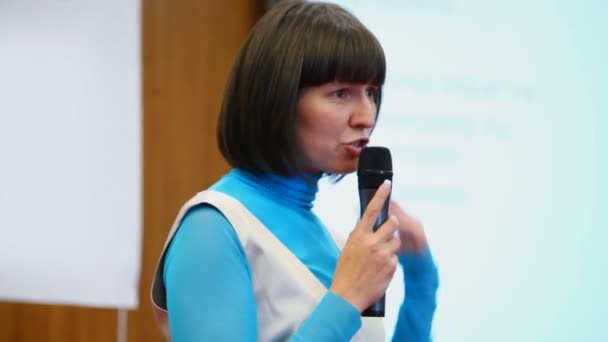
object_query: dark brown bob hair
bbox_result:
[217,0,386,177]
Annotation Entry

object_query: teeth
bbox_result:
[350,139,366,148]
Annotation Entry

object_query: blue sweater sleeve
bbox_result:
[163,205,362,342]
[392,250,439,342]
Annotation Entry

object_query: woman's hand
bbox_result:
[389,200,428,255]
[329,180,401,312]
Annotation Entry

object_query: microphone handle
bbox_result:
[359,187,391,317]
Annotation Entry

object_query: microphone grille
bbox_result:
[358,146,392,172]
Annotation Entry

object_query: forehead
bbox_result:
[298,82,379,98]
[322,81,379,88]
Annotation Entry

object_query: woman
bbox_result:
[151,1,439,341]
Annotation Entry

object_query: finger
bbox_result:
[399,227,427,253]
[385,255,399,278]
[390,200,425,233]
[388,200,400,216]
[387,235,401,254]
[390,200,420,228]
[389,200,410,221]
[374,215,399,242]
[359,179,392,232]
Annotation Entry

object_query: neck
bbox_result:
[231,168,322,210]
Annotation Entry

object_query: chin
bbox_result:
[326,162,358,175]
[304,154,359,175]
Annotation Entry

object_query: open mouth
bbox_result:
[351,138,369,148]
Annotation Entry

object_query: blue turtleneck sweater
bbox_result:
[163,169,438,341]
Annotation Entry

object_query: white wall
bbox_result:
[0,0,141,309]
[314,1,607,341]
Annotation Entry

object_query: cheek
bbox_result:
[296,100,345,154]
[297,110,331,141]
[296,121,335,161]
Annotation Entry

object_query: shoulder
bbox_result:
[163,203,249,280]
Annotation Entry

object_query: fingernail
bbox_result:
[383,179,392,188]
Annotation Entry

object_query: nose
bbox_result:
[349,95,376,130]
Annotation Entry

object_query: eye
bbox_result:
[333,88,349,98]
[366,86,379,99]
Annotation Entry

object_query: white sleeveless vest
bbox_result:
[151,190,385,341]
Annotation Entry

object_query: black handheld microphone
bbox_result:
[358,146,393,317]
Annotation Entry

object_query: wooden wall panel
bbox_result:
[0,1,263,341]
[131,1,263,341]
[0,304,117,342]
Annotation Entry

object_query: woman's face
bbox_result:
[296,82,378,174]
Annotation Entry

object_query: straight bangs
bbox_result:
[299,18,386,89]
